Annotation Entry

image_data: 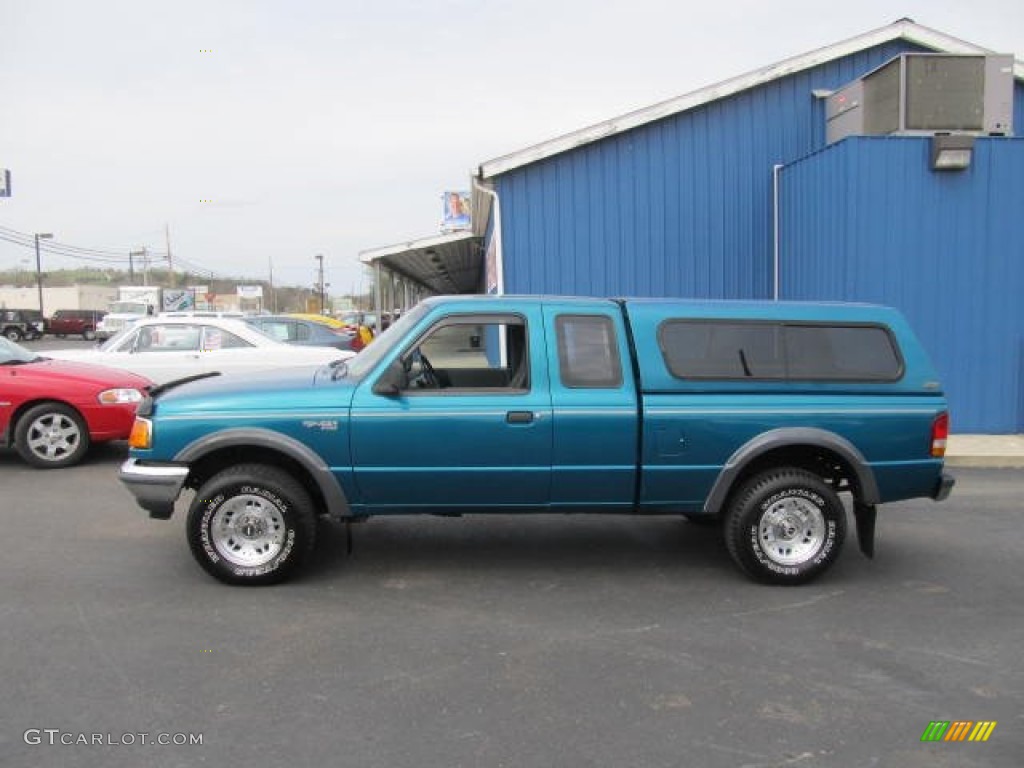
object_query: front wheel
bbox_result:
[15,403,91,468]
[82,329,96,341]
[187,464,316,585]
[724,468,846,585]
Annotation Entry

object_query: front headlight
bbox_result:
[98,388,144,405]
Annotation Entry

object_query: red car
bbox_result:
[1,337,152,468]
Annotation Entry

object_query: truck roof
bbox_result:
[420,294,899,321]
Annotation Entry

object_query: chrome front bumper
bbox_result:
[119,459,189,519]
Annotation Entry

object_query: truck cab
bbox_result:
[96,300,154,340]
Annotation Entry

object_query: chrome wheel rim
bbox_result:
[27,412,82,462]
[210,494,287,567]
[758,495,826,566]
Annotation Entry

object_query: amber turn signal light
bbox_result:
[128,418,152,450]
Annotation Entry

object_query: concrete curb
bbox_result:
[945,435,1024,469]
[945,456,1024,468]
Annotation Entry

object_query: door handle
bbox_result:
[506,411,534,424]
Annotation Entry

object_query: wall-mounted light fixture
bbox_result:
[931,134,974,171]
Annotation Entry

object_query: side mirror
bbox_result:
[372,360,407,397]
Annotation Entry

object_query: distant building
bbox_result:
[0,284,117,312]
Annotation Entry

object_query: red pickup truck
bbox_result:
[48,309,106,340]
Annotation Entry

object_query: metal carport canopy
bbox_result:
[359,231,483,295]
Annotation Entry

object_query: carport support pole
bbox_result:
[374,260,383,329]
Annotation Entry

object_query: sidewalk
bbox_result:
[946,434,1024,468]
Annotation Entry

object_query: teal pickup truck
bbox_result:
[120,295,954,586]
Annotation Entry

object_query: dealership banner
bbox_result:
[441,191,471,232]
[162,289,194,311]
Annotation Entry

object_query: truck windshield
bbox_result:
[345,303,429,379]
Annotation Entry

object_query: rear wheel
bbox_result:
[187,464,317,585]
[14,403,91,468]
[724,468,846,585]
[82,328,96,340]
[3,327,22,341]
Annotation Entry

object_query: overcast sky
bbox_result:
[2,0,1022,295]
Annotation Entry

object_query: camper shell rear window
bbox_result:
[657,320,904,382]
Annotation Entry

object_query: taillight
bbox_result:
[931,412,949,458]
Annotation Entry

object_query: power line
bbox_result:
[0,223,258,283]
[0,225,159,261]
[0,224,235,277]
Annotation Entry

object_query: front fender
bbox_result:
[174,427,352,517]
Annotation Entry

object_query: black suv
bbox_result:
[1,309,45,341]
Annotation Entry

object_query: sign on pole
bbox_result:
[236,285,264,299]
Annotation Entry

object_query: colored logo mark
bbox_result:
[921,721,997,742]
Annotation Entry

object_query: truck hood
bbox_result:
[152,364,358,414]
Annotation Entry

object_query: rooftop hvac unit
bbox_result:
[826,53,1014,144]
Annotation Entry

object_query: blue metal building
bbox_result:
[467,21,1024,433]
[779,136,1024,432]
[362,20,1023,432]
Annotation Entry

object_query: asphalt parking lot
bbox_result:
[1,384,1022,768]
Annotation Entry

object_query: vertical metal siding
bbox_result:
[1015,81,1024,134]
[780,137,1024,433]
[496,41,926,300]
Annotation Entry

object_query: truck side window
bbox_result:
[555,315,623,388]
[658,321,902,381]
[405,315,528,391]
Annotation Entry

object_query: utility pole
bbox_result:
[129,250,144,284]
[269,256,277,313]
[34,233,53,314]
[165,224,174,287]
[315,253,325,314]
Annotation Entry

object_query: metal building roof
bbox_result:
[359,231,483,294]
[478,19,1024,179]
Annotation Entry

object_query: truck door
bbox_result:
[542,306,639,510]
[349,308,553,511]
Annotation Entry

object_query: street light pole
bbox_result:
[315,254,325,314]
[34,233,53,315]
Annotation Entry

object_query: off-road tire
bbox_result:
[724,467,846,585]
[187,464,316,586]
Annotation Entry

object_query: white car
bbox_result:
[45,316,353,384]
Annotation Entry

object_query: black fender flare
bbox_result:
[174,428,352,517]
[703,427,880,516]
